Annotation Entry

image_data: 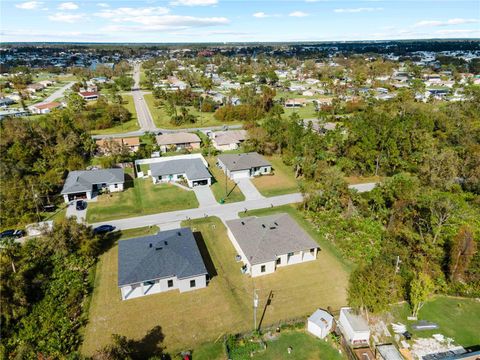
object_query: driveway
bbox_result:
[192,185,218,208]
[66,201,87,223]
[235,178,264,200]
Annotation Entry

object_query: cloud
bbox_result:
[58,2,78,10]
[252,12,280,18]
[95,6,170,20]
[414,18,479,27]
[97,2,109,7]
[15,1,43,10]
[48,12,86,23]
[170,0,218,6]
[289,11,308,17]
[434,29,480,36]
[334,7,383,13]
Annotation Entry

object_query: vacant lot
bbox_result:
[82,216,348,356]
[91,95,140,135]
[390,296,480,347]
[251,156,299,197]
[144,94,240,129]
[86,178,199,223]
[207,157,245,204]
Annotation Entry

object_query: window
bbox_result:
[276,258,281,265]
[167,279,173,288]
[264,167,268,173]
[261,265,266,273]
[190,279,196,288]
[114,183,118,189]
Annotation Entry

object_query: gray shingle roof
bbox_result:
[212,130,247,146]
[118,228,208,287]
[150,158,211,181]
[61,168,124,194]
[226,213,318,265]
[217,152,271,171]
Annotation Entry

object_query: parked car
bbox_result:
[93,225,115,235]
[0,229,25,239]
[76,200,87,211]
[43,204,56,212]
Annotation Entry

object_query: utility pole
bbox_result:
[253,289,259,332]
[394,256,401,274]
[30,182,41,222]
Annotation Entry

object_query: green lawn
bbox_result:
[192,341,225,360]
[240,204,354,272]
[90,94,140,135]
[116,226,160,240]
[390,296,480,347]
[207,157,245,204]
[252,330,344,360]
[82,216,348,356]
[86,178,199,223]
[283,104,320,119]
[144,93,238,129]
[251,156,299,197]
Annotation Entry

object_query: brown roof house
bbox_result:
[226,213,318,277]
[96,137,140,154]
[210,130,248,151]
[30,101,62,114]
[156,132,201,153]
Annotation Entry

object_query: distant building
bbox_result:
[30,101,62,114]
[78,91,99,101]
[96,137,140,154]
[209,130,248,151]
[155,132,201,153]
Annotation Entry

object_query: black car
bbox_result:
[93,225,115,235]
[76,200,87,211]
[0,229,25,239]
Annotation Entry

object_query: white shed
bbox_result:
[307,309,334,339]
[339,307,370,346]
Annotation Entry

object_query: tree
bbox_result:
[92,334,133,360]
[66,92,86,112]
[449,226,477,282]
[409,272,435,318]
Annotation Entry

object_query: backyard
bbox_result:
[86,177,199,223]
[251,156,300,197]
[144,93,240,129]
[389,296,480,347]
[81,216,348,356]
[90,94,140,135]
[207,156,245,204]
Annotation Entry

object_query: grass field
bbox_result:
[207,157,245,204]
[86,178,199,223]
[390,296,480,347]
[251,156,299,197]
[82,216,348,356]
[144,93,239,129]
[90,95,140,135]
[283,104,320,119]
[116,226,160,240]
[344,175,383,185]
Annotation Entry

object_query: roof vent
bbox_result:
[149,243,153,248]
[177,231,182,236]
[274,222,278,226]
[262,224,266,228]
[241,221,245,225]
[164,241,168,246]
[155,246,163,251]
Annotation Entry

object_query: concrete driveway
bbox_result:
[66,201,87,223]
[192,185,218,207]
[236,178,264,200]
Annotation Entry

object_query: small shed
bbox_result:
[339,307,370,347]
[307,309,334,339]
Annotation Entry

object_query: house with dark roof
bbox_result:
[217,152,271,180]
[61,168,124,202]
[118,228,208,300]
[226,213,318,277]
[149,156,211,187]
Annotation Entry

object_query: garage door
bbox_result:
[68,193,87,201]
[232,170,250,179]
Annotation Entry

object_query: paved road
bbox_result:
[37,81,75,104]
[236,178,264,200]
[89,192,303,230]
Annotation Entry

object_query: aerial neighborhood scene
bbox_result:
[1,0,480,359]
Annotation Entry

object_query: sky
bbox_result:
[1,0,479,43]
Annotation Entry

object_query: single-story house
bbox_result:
[61,168,124,202]
[285,98,308,108]
[338,307,370,347]
[156,132,201,153]
[26,83,45,93]
[38,80,54,87]
[118,228,208,300]
[150,158,211,187]
[217,152,271,180]
[0,97,15,107]
[30,101,62,114]
[96,137,140,154]
[210,130,248,151]
[78,91,99,101]
[307,309,334,339]
[225,213,318,277]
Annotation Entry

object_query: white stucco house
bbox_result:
[217,152,271,180]
[338,307,371,347]
[225,213,318,277]
[307,309,334,339]
[149,157,212,187]
[118,228,208,300]
[60,168,124,202]
[209,130,248,151]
